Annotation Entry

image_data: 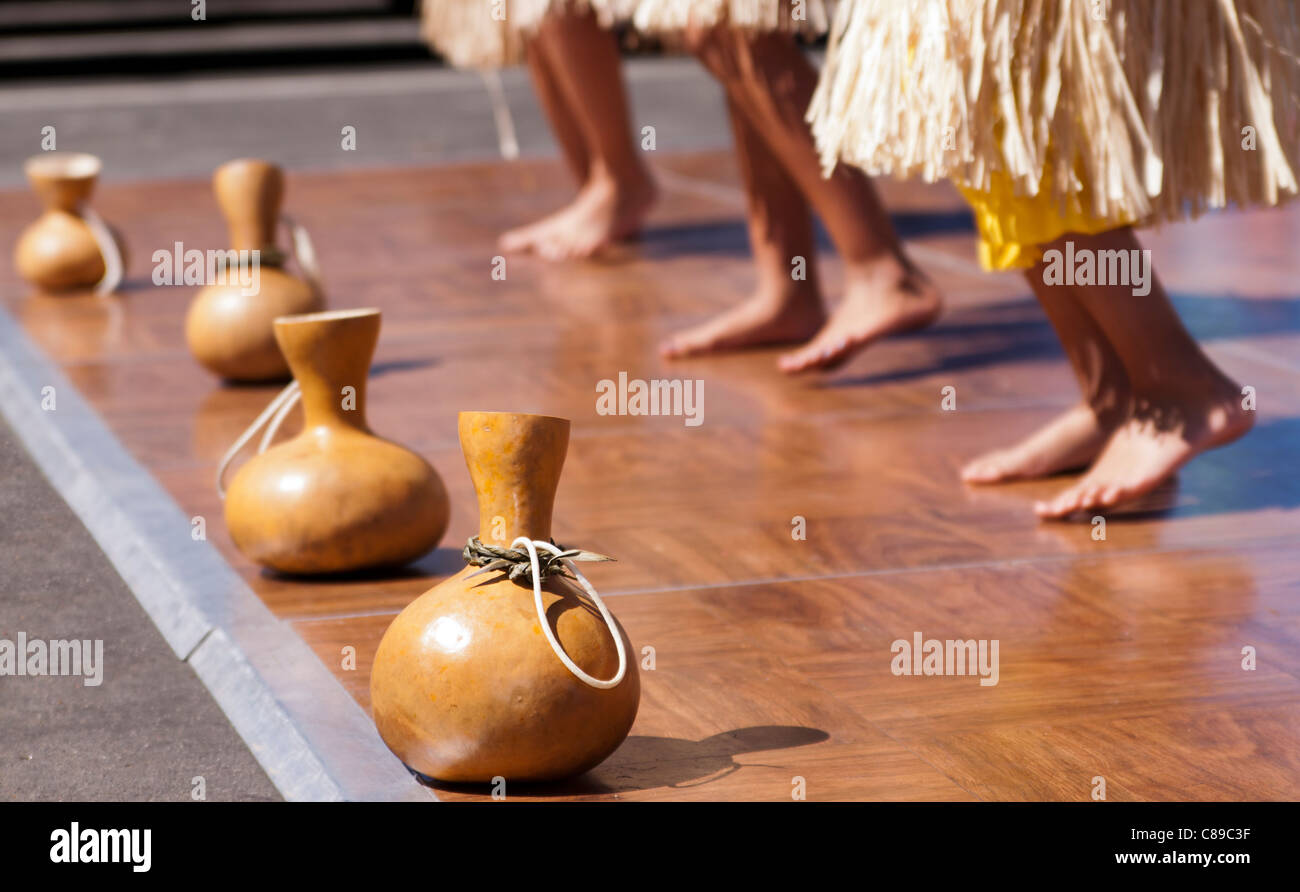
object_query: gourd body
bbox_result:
[370,412,640,782]
[16,211,104,290]
[187,268,319,382]
[185,158,324,382]
[226,425,447,574]
[14,153,123,292]
[223,309,449,574]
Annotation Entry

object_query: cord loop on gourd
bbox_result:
[80,205,123,297]
[280,214,323,296]
[467,536,626,691]
[215,381,301,499]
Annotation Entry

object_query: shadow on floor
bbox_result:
[371,356,438,377]
[261,545,464,584]
[1103,415,1300,520]
[826,292,1300,388]
[420,724,830,798]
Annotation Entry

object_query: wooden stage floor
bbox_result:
[3,152,1299,800]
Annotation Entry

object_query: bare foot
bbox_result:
[1035,392,1255,519]
[498,165,657,261]
[962,404,1117,484]
[777,263,942,374]
[660,286,826,358]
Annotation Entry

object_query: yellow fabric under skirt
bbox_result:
[958,170,1137,272]
[810,0,1300,246]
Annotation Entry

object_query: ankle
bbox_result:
[585,157,654,201]
[842,253,932,298]
[1127,366,1242,408]
[1076,377,1131,427]
[753,276,821,312]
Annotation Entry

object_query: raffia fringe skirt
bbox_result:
[808,0,1300,267]
[420,0,832,67]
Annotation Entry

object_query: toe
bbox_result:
[1034,498,1060,518]
[1076,485,1103,513]
[1072,485,1101,515]
[779,336,840,374]
[961,458,1003,483]
[1036,485,1083,518]
[818,338,853,371]
[666,336,706,359]
[1054,491,1081,517]
[499,227,536,253]
[777,346,815,373]
[547,237,575,261]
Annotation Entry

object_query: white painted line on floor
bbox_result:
[0,56,710,112]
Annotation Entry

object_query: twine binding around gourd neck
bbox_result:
[79,205,123,297]
[245,216,322,290]
[465,536,627,691]
[77,211,317,300]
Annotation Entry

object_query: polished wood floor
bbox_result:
[3,152,1299,800]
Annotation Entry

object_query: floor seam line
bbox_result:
[283,535,1296,624]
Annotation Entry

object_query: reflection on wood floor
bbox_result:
[3,151,1299,800]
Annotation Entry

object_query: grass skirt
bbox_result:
[808,0,1300,229]
[630,1,831,35]
[420,0,831,66]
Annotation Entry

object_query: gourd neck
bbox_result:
[273,310,380,433]
[43,198,88,216]
[214,159,285,265]
[228,232,286,268]
[25,153,101,214]
[459,412,570,545]
[297,371,369,433]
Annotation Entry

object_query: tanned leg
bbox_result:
[521,39,590,183]
[498,9,657,260]
[1031,228,1254,518]
[688,26,941,373]
[660,96,826,357]
[962,269,1131,483]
